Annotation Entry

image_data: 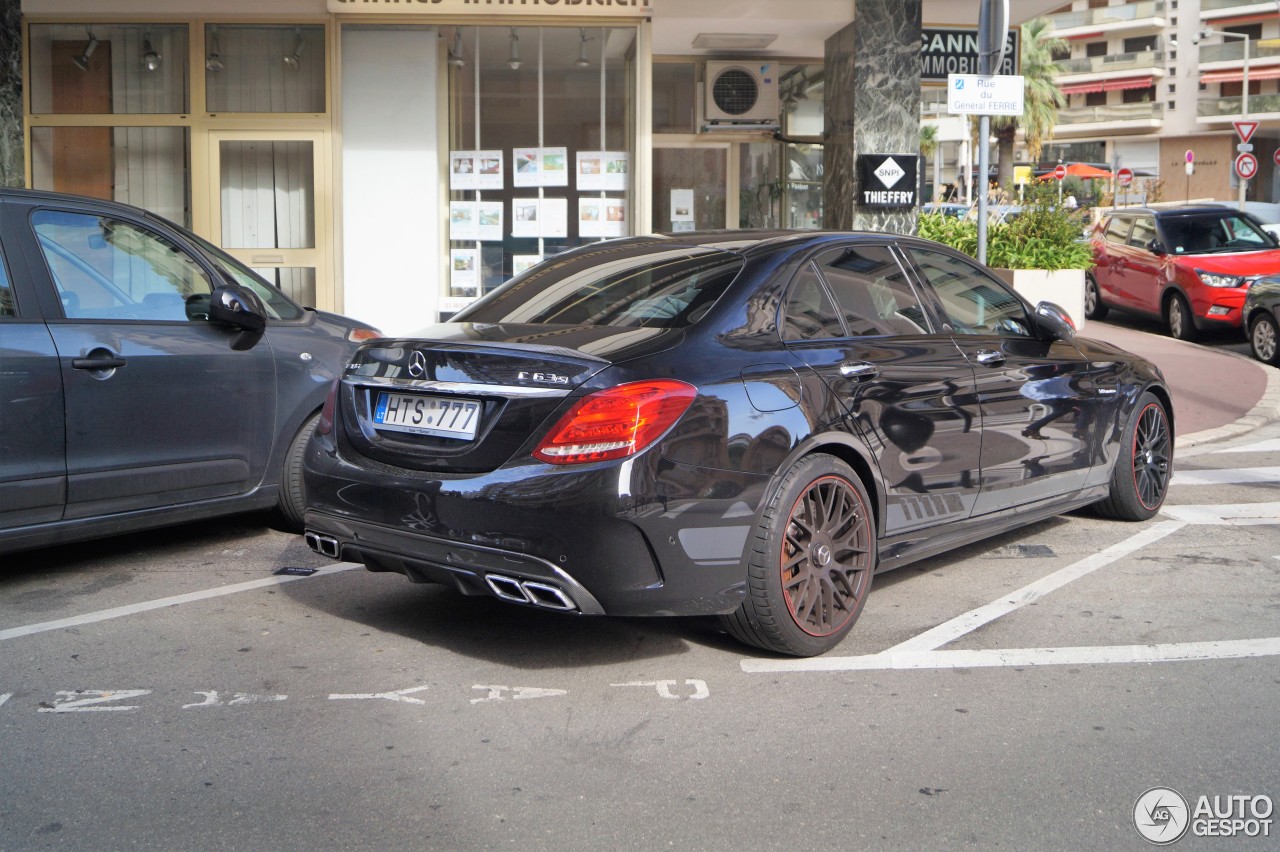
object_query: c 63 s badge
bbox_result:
[518,371,569,385]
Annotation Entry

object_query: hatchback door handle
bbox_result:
[974,349,1006,367]
[72,354,127,370]
[839,362,879,380]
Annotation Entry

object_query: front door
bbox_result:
[903,246,1099,513]
[208,130,332,311]
[18,200,276,519]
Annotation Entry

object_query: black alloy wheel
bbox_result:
[1095,392,1172,521]
[722,455,876,656]
[1250,311,1280,366]
[1084,274,1108,320]
[1165,294,1198,342]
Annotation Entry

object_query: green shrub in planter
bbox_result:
[920,181,1093,272]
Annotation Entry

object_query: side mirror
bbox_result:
[1033,301,1076,342]
[208,285,267,351]
[1146,239,1167,256]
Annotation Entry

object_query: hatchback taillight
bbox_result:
[533,380,697,465]
[316,379,339,436]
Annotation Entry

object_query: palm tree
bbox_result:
[919,123,938,201]
[992,17,1066,188]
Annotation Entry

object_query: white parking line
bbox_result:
[0,563,362,643]
[740,519,1272,674]
[742,639,1280,673]
[1159,502,1280,526]
[1170,467,1280,486]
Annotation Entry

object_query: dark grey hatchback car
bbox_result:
[0,189,378,555]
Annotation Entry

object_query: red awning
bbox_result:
[1059,76,1154,96]
[1038,163,1115,181]
[1201,66,1280,84]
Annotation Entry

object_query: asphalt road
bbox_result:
[2,420,1277,849]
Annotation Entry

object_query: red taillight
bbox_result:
[316,379,339,436]
[533,380,697,465]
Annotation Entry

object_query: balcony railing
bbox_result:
[1198,93,1280,117]
[1046,0,1166,32]
[1057,102,1164,125]
[1198,40,1280,65]
[1057,50,1165,76]
[1202,0,1277,13]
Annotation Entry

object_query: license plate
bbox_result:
[372,392,481,440]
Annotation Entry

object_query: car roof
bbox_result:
[1108,205,1250,219]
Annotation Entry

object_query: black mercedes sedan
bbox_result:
[303,231,1174,656]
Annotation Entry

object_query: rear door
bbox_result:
[0,223,66,531]
[780,243,983,535]
[902,246,1101,513]
[8,199,276,519]
[1112,214,1163,314]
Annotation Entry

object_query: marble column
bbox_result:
[0,0,22,188]
[823,0,922,234]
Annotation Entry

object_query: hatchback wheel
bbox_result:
[276,412,320,531]
[1250,311,1280,366]
[1165,294,1198,342]
[721,455,875,657]
[1095,392,1172,521]
[1084,274,1108,320]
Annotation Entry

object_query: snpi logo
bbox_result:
[874,158,905,189]
[1135,787,1190,845]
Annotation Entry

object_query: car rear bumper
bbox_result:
[302,436,772,617]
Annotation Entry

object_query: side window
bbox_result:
[907,247,1033,337]
[1104,217,1131,245]
[0,253,13,318]
[781,264,845,341]
[815,244,930,336]
[1129,217,1157,250]
[32,210,214,321]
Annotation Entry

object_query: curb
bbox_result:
[1176,348,1280,452]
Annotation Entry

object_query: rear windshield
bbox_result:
[452,249,743,328]
[1159,212,1277,255]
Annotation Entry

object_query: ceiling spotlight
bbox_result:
[205,27,224,73]
[284,28,305,70]
[141,33,161,72]
[574,28,591,68]
[507,28,521,71]
[447,29,465,67]
[73,29,98,72]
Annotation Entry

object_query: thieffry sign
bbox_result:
[947,74,1025,116]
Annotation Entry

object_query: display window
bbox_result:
[445,25,636,297]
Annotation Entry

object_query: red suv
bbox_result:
[1087,205,1280,340]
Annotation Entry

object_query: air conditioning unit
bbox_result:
[703,61,780,125]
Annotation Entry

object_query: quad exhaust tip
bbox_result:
[485,574,578,611]
[304,531,340,559]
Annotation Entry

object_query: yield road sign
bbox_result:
[1235,152,1259,181]
[1234,120,1259,144]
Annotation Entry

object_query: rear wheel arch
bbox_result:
[775,435,882,531]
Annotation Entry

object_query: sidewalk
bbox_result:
[1078,319,1280,447]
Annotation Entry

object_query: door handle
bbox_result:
[72,354,127,371]
[839,362,879,380]
[974,349,1006,367]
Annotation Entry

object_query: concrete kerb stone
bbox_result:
[1177,348,1280,454]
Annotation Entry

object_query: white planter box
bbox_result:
[994,268,1087,333]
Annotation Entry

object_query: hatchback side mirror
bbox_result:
[1146,239,1167,256]
[1033,301,1076,342]
[208,285,267,351]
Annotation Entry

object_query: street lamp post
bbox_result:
[1197,28,1250,210]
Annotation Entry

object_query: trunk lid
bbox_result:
[339,323,682,473]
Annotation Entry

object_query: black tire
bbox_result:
[1084,274,1108,320]
[1249,311,1280,367]
[1165,293,1198,342]
[1094,392,1172,521]
[721,455,876,657]
[276,412,320,531]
